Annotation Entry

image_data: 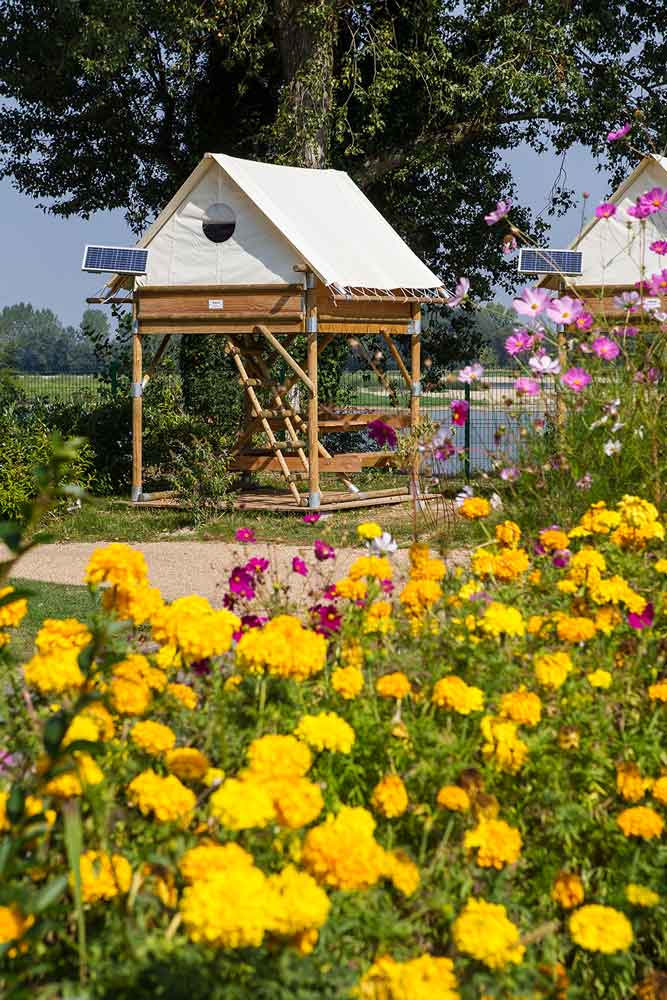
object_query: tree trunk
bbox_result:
[272,0,337,167]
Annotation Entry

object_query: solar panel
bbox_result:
[82,245,149,275]
[518,248,583,275]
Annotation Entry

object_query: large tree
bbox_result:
[2,2,663,299]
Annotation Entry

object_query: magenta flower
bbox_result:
[647,269,667,296]
[561,368,592,392]
[595,202,617,219]
[245,557,269,575]
[552,549,571,568]
[434,440,456,461]
[592,336,620,361]
[322,584,337,600]
[613,290,639,311]
[628,603,654,630]
[235,527,256,544]
[292,556,308,576]
[546,295,584,325]
[514,377,540,397]
[513,287,551,318]
[445,277,470,308]
[458,363,484,383]
[650,240,667,255]
[484,198,512,225]
[313,604,342,636]
[627,201,652,220]
[639,187,667,214]
[314,539,335,561]
[368,419,397,449]
[574,311,594,332]
[380,579,394,594]
[229,566,255,599]
[504,329,533,356]
[616,324,639,338]
[500,466,520,481]
[191,658,211,676]
[303,512,321,524]
[450,400,469,426]
[607,123,631,141]
[0,751,17,775]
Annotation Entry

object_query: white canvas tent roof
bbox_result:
[112,152,443,294]
[539,153,667,289]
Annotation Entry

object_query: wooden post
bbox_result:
[306,273,320,508]
[410,304,421,504]
[131,325,143,502]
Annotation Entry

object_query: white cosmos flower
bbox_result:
[528,354,560,375]
[370,532,397,555]
[490,492,503,511]
[603,439,622,456]
[454,485,474,509]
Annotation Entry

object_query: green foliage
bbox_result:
[0,303,100,374]
[170,423,235,525]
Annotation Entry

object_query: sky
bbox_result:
[0,143,613,327]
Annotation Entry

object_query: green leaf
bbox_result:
[31,873,69,913]
[43,711,69,757]
[77,642,95,673]
[6,784,25,825]
[63,800,87,981]
[0,521,22,552]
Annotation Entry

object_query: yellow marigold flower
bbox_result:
[267,864,331,939]
[131,720,176,756]
[460,496,491,519]
[376,672,412,699]
[24,650,84,694]
[464,818,522,870]
[224,673,243,692]
[302,806,388,891]
[332,665,364,700]
[179,842,255,883]
[529,568,541,585]
[499,687,541,727]
[558,725,580,750]
[127,770,195,824]
[110,677,151,716]
[480,601,525,638]
[78,850,131,903]
[294,711,355,754]
[236,614,326,681]
[568,547,606,585]
[0,905,34,954]
[34,617,92,655]
[357,521,383,540]
[154,643,182,673]
[272,777,324,830]
[371,775,408,818]
[167,682,197,710]
[63,715,99,747]
[552,871,585,909]
[587,669,612,689]
[364,600,393,634]
[106,583,163,625]
[556,616,597,642]
[574,501,621,536]
[594,606,621,634]
[246,734,312,780]
[557,580,577,594]
[81,703,115,740]
[348,555,393,581]
[335,577,368,601]
[43,753,104,798]
[165,747,209,782]
[113,653,166,691]
[0,587,28,629]
[453,898,525,970]
[481,715,528,774]
[385,849,420,896]
[617,762,651,803]
[617,494,660,527]
[527,614,545,635]
[152,595,240,663]
[399,578,442,618]
[534,651,573,689]
[341,642,364,669]
[0,793,55,832]
[432,675,484,715]
[626,883,660,907]
[354,954,459,1000]
[203,767,225,787]
[210,777,276,830]
[617,806,664,839]
[648,681,667,703]
[539,528,570,551]
[85,542,148,589]
[655,558,667,574]
[652,776,667,804]
[496,520,521,548]
[569,904,633,953]
[410,554,446,582]
[181,863,273,948]
[436,785,471,812]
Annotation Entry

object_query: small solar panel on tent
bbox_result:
[82,246,149,275]
[518,248,583,275]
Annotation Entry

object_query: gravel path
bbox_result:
[5,540,469,605]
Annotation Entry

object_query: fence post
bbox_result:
[464,381,471,481]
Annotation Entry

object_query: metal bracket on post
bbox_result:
[308,491,321,509]
[306,315,318,334]
[408,317,422,335]
[131,486,142,502]
[306,272,316,290]
[132,319,139,334]
[411,381,422,397]
[131,383,143,398]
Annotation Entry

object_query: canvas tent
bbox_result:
[94,153,446,510]
[539,154,667,311]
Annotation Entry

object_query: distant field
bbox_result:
[14,373,101,401]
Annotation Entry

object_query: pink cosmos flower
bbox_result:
[314,539,335,561]
[484,198,512,225]
[502,235,518,254]
[628,602,654,630]
[576,472,592,490]
[313,604,342,636]
[292,557,308,576]
[504,329,533,356]
[546,295,584,325]
[434,440,455,461]
[380,579,394,594]
[613,290,639,311]
[459,363,484,383]
[595,202,616,218]
[639,187,667,214]
[592,336,620,361]
[647,269,667,296]
[445,277,470,307]
[514,377,540,396]
[627,201,652,220]
[450,400,469,426]
[323,584,337,600]
[615,324,639,338]
[552,549,571,568]
[368,419,397,449]
[229,566,255,599]
[233,613,269,642]
[607,123,631,141]
[561,368,592,392]
[650,240,667,255]
[513,287,551,318]
[529,353,560,376]
[235,527,256,543]
[500,466,520,481]
[245,557,269,575]
[574,311,594,332]
[303,512,321,523]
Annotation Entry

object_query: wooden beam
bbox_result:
[138,283,304,293]
[318,411,411,431]
[382,331,412,388]
[306,277,320,507]
[86,296,134,305]
[230,452,396,473]
[254,324,314,391]
[131,330,143,502]
[142,334,172,388]
[139,312,304,322]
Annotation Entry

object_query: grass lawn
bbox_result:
[7,578,94,659]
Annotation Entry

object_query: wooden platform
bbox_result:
[122,486,413,513]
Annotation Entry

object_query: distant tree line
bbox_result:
[0,304,110,373]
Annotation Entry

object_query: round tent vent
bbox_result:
[202,203,236,243]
